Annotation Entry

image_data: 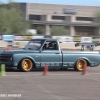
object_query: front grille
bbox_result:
[0,55,12,62]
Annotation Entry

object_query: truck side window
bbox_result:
[43,41,58,50]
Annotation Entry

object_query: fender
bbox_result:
[73,57,91,67]
[17,56,36,67]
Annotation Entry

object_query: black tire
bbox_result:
[18,58,33,72]
[74,59,87,71]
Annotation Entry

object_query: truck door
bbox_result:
[40,41,62,69]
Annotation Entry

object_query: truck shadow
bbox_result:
[6,68,78,72]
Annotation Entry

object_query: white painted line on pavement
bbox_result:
[92,79,100,82]
[37,85,74,100]
[89,73,100,75]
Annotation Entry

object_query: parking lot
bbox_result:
[0,66,100,100]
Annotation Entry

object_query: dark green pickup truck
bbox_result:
[0,38,100,72]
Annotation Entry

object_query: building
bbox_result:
[19,3,100,36]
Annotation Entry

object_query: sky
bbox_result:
[2,0,100,6]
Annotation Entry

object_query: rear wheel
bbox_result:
[19,58,33,72]
[74,59,87,71]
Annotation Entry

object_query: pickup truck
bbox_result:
[0,38,100,72]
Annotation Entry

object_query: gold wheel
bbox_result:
[22,59,33,71]
[76,59,87,71]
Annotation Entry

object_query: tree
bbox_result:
[93,11,100,42]
[94,11,100,23]
[0,0,30,34]
[36,26,43,34]
[50,26,69,36]
[94,11,100,35]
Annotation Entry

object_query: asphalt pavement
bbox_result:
[0,66,100,100]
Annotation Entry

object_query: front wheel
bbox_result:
[74,59,87,71]
[19,58,33,72]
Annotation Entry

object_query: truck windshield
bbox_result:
[25,40,44,50]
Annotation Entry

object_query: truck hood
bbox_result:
[0,49,39,55]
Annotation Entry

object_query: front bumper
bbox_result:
[0,62,17,69]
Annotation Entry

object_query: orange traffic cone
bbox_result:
[71,48,75,51]
[43,64,48,75]
[82,64,88,75]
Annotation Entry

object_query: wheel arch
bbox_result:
[74,57,90,67]
[17,56,36,69]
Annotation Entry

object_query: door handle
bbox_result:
[55,53,59,54]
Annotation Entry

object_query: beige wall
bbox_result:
[27,3,100,16]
